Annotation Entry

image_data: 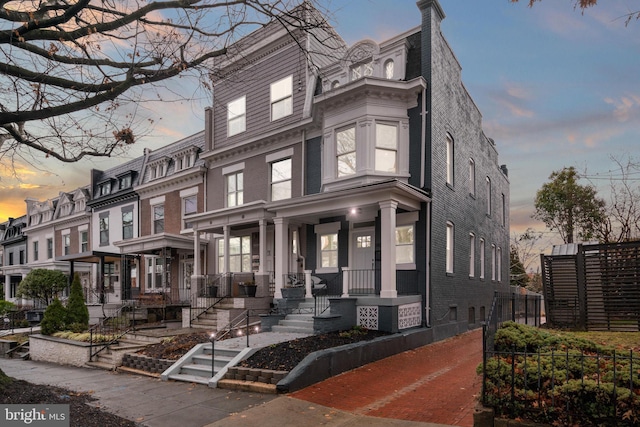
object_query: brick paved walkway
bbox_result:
[291,328,483,427]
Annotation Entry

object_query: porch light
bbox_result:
[350,208,361,215]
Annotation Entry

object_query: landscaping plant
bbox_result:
[480,322,640,426]
[40,298,67,335]
[66,273,89,332]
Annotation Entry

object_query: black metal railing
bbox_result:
[483,347,639,424]
[89,303,137,361]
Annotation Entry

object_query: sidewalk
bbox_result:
[0,328,483,426]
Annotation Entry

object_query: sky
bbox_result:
[1,0,639,261]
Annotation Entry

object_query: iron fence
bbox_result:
[483,347,640,424]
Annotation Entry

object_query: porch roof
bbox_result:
[114,232,208,254]
[56,250,124,264]
[269,179,430,223]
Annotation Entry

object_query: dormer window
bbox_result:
[173,147,198,172]
[118,175,132,190]
[351,60,373,81]
[384,59,394,79]
[99,182,111,196]
[270,75,293,121]
[148,158,169,180]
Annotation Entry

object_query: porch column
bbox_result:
[4,274,9,300]
[379,200,398,298]
[223,225,230,274]
[304,270,312,298]
[193,229,200,276]
[274,217,288,299]
[258,219,267,274]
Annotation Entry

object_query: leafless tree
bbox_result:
[511,0,640,26]
[586,155,640,243]
[0,0,336,170]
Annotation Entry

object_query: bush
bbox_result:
[482,322,640,425]
[66,273,89,329]
[40,298,67,335]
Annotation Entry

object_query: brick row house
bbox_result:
[1,0,510,339]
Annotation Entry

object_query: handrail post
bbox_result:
[246,310,250,348]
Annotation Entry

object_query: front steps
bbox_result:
[86,337,150,371]
[271,300,315,334]
[162,343,248,386]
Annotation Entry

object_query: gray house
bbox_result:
[186,0,510,338]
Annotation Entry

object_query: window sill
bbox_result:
[316,267,339,274]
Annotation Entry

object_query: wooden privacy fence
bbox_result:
[541,241,640,331]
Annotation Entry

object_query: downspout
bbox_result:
[420,86,427,189]
[425,201,431,327]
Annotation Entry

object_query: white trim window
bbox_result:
[469,233,475,278]
[80,231,88,252]
[33,241,39,261]
[63,233,71,256]
[486,177,492,216]
[446,222,454,273]
[226,171,244,207]
[270,75,293,121]
[153,204,165,234]
[218,236,251,273]
[384,59,394,79]
[122,207,134,239]
[320,233,338,268]
[497,246,502,282]
[227,96,246,136]
[183,194,197,229]
[271,158,292,201]
[146,256,168,289]
[479,238,485,279]
[375,123,397,173]
[396,225,414,264]
[491,243,496,281]
[469,158,475,196]
[99,214,109,246]
[336,125,356,177]
[446,133,454,186]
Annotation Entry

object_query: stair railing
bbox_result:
[89,302,136,361]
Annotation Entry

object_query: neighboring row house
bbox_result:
[1,0,510,340]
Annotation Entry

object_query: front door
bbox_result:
[351,228,375,294]
[180,257,193,303]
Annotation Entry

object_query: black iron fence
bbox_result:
[483,347,640,424]
[480,290,640,424]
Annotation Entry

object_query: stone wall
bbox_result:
[29,334,91,367]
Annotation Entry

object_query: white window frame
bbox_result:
[217,236,251,273]
[375,122,398,173]
[315,222,341,273]
[270,75,293,121]
[446,222,454,274]
[99,214,109,246]
[33,240,39,262]
[446,133,454,186]
[150,197,165,234]
[486,176,492,216]
[491,243,496,281]
[80,230,88,252]
[63,233,71,255]
[497,246,502,282]
[226,171,244,207]
[384,59,394,79]
[479,238,485,279]
[469,158,476,196]
[270,157,292,201]
[396,211,418,269]
[146,256,169,290]
[469,233,475,278]
[336,125,357,178]
[227,96,246,136]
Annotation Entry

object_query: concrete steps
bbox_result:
[86,338,149,371]
[270,300,315,334]
[164,345,244,385]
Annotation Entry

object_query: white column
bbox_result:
[258,219,267,274]
[304,270,312,298]
[193,230,200,277]
[379,200,398,298]
[273,217,288,299]
[4,274,10,301]
[223,225,230,274]
[342,267,351,297]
